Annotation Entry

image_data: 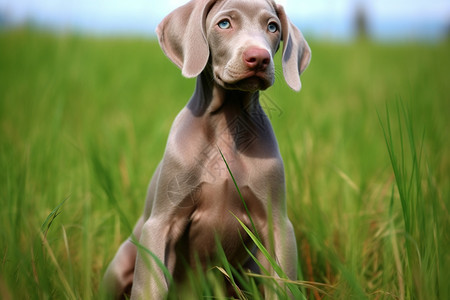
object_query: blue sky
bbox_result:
[1,0,449,40]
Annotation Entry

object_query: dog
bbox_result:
[102,0,310,298]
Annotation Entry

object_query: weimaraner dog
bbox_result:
[103,0,310,298]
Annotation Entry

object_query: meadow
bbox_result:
[0,29,449,299]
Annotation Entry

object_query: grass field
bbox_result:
[1,29,449,299]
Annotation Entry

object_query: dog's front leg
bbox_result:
[273,217,298,280]
[258,216,298,299]
[130,218,171,300]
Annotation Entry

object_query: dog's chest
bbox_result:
[182,178,263,265]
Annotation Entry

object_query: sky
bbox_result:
[1,0,449,40]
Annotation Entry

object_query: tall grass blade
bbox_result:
[218,146,261,241]
[40,231,77,300]
[214,235,246,299]
[378,100,445,299]
[62,225,75,292]
[40,196,69,238]
[89,144,133,233]
[233,215,306,300]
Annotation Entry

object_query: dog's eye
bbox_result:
[267,22,278,33]
[218,20,231,29]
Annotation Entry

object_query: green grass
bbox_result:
[1,28,449,299]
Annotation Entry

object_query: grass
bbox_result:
[1,28,449,299]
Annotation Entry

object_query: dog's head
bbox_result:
[156,0,311,92]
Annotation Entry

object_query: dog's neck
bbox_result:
[185,67,271,154]
[187,68,261,117]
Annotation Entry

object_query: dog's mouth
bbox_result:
[217,71,273,92]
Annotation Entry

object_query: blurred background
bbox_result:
[1,0,449,41]
[1,0,449,299]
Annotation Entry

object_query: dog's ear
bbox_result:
[156,0,215,78]
[276,5,311,91]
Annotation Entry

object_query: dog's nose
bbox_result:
[243,48,271,70]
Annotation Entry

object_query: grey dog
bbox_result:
[103,0,310,298]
